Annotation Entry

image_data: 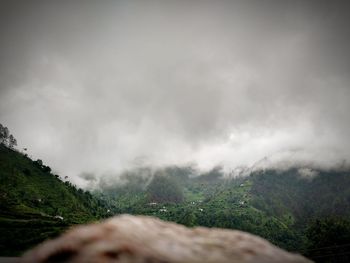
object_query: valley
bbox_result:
[1,144,350,262]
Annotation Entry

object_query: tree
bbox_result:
[179,209,197,227]
[0,123,17,148]
[42,165,52,173]
[34,159,44,169]
[8,134,17,148]
[0,123,9,145]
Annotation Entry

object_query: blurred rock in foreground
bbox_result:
[21,215,312,263]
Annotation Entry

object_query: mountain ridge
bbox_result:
[1,143,350,262]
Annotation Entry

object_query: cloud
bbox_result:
[0,0,350,186]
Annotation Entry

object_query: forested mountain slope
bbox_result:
[0,144,110,255]
[99,166,350,262]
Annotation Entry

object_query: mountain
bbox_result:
[250,168,350,223]
[0,144,111,256]
[1,141,350,261]
[98,166,350,262]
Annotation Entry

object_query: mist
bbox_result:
[1,0,350,186]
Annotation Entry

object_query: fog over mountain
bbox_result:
[1,0,350,186]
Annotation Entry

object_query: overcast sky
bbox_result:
[1,0,350,185]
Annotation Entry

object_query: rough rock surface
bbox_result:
[20,215,312,263]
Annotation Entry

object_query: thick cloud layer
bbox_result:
[1,0,350,186]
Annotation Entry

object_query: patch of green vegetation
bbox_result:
[0,144,112,256]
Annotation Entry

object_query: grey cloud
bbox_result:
[1,0,350,186]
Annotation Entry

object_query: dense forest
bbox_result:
[1,124,350,262]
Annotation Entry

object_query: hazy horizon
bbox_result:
[1,0,350,186]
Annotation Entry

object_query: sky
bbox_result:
[1,0,350,186]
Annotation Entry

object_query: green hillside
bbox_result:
[99,169,301,249]
[250,169,350,222]
[1,135,350,262]
[99,166,350,262]
[0,144,111,256]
